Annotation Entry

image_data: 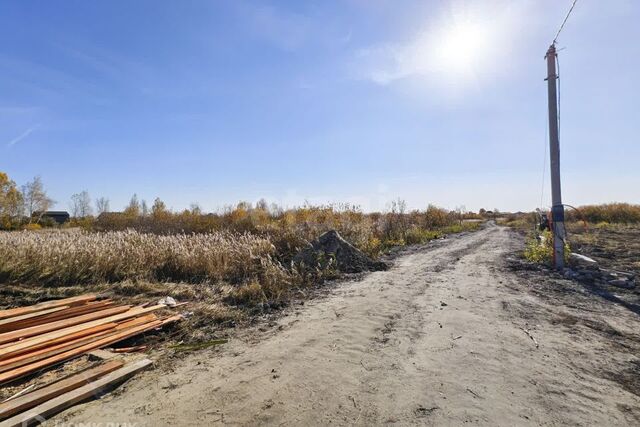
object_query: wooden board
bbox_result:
[0,327,120,373]
[0,305,164,360]
[0,313,157,360]
[115,313,159,330]
[0,319,162,383]
[0,360,124,420]
[0,323,117,359]
[0,307,70,331]
[0,314,159,372]
[0,295,96,321]
[0,359,152,427]
[0,306,132,345]
[1,301,115,332]
[160,314,183,325]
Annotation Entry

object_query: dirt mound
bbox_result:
[293,230,388,273]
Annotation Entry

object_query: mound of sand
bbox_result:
[293,230,388,273]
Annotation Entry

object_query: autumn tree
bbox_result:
[455,205,466,225]
[95,197,110,215]
[0,172,24,228]
[70,190,92,218]
[123,194,141,217]
[189,203,202,215]
[151,197,168,218]
[21,176,54,224]
[255,198,269,211]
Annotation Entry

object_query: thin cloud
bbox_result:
[6,124,40,147]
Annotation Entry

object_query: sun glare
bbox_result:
[434,22,488,72]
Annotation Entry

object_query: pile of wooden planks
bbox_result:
[0,358,153,426]
[0,294,181,385]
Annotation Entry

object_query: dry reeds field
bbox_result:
[566,203,640,224]
[0,229,286,286]
[0,203,481,319]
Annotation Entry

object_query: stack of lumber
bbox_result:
[0,359,153,426]
[0,294,181,385]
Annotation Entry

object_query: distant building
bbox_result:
[39,211,70,225]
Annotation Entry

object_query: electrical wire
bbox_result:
[553,0,579,45]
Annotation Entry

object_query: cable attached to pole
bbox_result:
[553,0,579,45]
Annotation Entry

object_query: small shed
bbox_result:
[41,211,70,225]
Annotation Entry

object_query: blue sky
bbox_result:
[1,0,638,213]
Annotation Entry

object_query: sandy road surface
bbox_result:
[54,225,640,426]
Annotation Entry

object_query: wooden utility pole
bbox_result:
[545,44,566,269]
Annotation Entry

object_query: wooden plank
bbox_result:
[0,313,159,370]
[0,360,124,420]
[0,307,70,330]
[0,306,132,345]
[1,301,115,332]
[0,320,162,384]
[114,313,158,330]
[0,314,158,372]
[0,313,158,361]
[0,359,151,427]
[0,295,96,321]
[0,327,119,373]
[0,305,164,359]
[160,314,183,326]
[0,323,117,359]
[4,305,116,334]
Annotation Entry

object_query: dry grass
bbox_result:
[0,229,290,287]
[567,203,640,224]
[93,203,476,259]
[0,204,484,346]
[0,204,482,324]
[568,222,640,275]
[501,204,640,268]
[0,204,482,291]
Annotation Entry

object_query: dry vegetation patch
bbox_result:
[0,204,482,346]
[568,223,640,277]
[0,229,287,286]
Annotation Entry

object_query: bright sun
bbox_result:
[434,22,488,72]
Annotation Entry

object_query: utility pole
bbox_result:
[545,44,566,269]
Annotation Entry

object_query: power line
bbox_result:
[553,0,579,44]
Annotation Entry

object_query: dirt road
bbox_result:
[54,224,640,426]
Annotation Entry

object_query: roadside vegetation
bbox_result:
[522,229,571,264]
[566,203,640,224]
[0,171,482,339]
[500,203,640,266]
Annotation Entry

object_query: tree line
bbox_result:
[0,170,200,230]
[1,172,54,228]
[1,170,492,235]
[0,171,112,229]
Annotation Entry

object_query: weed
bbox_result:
[523,230,571,264]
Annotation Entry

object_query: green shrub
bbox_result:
[524,230,571,264]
